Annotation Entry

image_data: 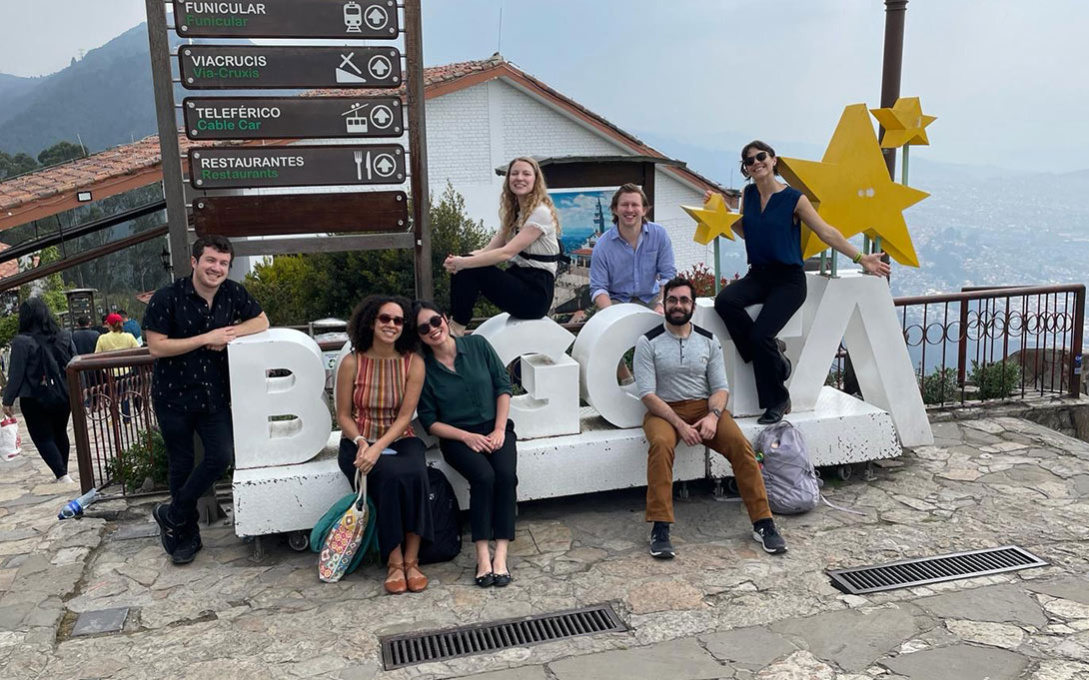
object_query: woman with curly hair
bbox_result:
[443,156,562,335]
[335,294,432,594]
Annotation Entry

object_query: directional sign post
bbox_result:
[173,0,400,39]
[189,145,406,189]
[183,96,403,139]
[179,46,402,89]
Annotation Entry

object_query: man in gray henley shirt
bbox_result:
[634,276,787,558]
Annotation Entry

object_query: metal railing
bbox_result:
[893,283,1085,406]
[67,348,158,496]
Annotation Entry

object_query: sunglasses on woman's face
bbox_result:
[377,313,404,326]
[743,151,769,167]
[417,314,444,335]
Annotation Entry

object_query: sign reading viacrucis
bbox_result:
[173,0,399,39]
[179,45,401,89]
[183,96,403,140]
[188,145,406,190]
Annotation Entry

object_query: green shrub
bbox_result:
[921,366,960,405]
[106,429,169,493]
[968,359,1021,400]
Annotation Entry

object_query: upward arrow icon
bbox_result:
[372,108,390,124]
[376,157,394,173]
[371,59,389,76]
[367,8,385,26]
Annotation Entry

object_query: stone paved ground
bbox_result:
[3,409,1089,679]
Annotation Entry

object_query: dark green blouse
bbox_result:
[418,335,513,432]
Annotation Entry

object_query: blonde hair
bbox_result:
[498,157,561,241]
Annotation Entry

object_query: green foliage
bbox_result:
[246,183,495,325]
[0,150,38,179]
[921,366,960,405]
[968,359,1021,400]
[105,428,169,493]
[36,140,86,167]
[0,315,17,349]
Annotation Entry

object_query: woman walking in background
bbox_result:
[1,298,77,483]
[334,294,433,594]
[413,300,519,587]
[708,141,890,424]
[443,156,562,336]
[94,312,139,354]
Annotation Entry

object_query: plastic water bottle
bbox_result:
[58,488,98,520]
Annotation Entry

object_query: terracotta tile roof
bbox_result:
[0,243,17,279]
[0,54,730,230]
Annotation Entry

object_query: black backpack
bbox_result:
[30,333,70,409]
[417,466,462,565]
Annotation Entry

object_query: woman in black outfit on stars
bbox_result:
[707,141,890,424]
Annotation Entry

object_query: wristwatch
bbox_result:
[711,408,723,418]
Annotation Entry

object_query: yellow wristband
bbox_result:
[852,251,863,264]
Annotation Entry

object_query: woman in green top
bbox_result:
[412,300,518,588]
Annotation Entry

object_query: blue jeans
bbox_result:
[154,401,233,526]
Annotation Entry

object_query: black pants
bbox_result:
[20,397,70,478]
[154,401,233,526]
[714,264,807,409]
[440,420,518,542]
[338,436,434,563]
[449,264,555,326]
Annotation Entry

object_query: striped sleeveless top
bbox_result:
[352,353,415,442]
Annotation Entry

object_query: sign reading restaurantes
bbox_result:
[183,96,404,140]
[179,45,402,89]
[188,144,406,189]
[173,0,399,39]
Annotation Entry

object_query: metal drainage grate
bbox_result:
[380,604,627,670]
[827,545,1048,595]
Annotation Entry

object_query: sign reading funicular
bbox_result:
[173,0,399,39]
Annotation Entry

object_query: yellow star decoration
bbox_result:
[683,191,740,246]
[870,96,936,148]
[778,103,929,267]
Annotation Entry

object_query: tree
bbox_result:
[0,150,38,180]
[245,183,493,325]
[37,140,87,167]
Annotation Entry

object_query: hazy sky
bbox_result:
[1,0,1086,171]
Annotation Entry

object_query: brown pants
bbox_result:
[643,399,771,524]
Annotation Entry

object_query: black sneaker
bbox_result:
[757,398,791,425]
[171,525,203,565]
[649,522,675,559]
[753,519,787,555]
[152,503,180,555]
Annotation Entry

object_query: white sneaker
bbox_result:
[57,474,76,484]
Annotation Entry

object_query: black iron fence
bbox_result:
[68,285,1084,494]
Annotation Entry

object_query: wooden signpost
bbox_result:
[145,0,431,296]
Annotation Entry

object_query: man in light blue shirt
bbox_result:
[589,184,676,313]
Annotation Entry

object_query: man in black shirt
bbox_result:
[144,235,268,565]
[71,316,101,355]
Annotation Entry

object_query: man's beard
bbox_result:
[666,308,693,326]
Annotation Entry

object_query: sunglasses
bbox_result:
[417,314,444,335]
[377,313,404,326]
[742,151,769,167]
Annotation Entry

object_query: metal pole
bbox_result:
[713,238,721,294]
[145,0,190,278]
[1070,285,1086,398]
[404,0,433,300]
[879,0,908,181]
[901,144,910,186]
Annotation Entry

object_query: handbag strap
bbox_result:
[354,469,367,511]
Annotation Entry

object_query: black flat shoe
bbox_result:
[475,572,495,587]
[757,398,791,425]
[492,572,512,587]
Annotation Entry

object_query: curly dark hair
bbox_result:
[408,300,445,355]
[347,295,416,355]
[661,276,696,302]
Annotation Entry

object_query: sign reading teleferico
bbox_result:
[183,96,404,140]
[173,0,400,39]
[179,46,402,89]
[188,145,406,189]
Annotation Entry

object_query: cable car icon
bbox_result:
[344,2,362,33]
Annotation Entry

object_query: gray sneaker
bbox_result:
[650,522,675,559]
